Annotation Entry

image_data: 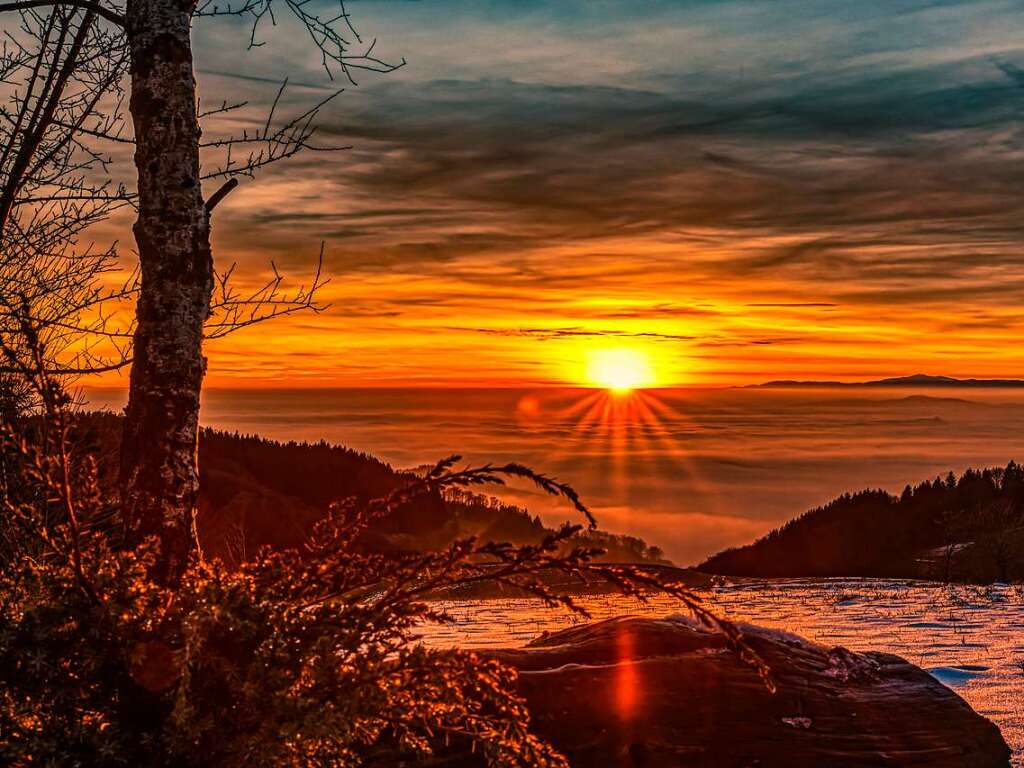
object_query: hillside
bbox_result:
[82,413,668,566]
[699,462,1024,582]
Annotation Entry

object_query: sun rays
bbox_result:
[513,387,717,521]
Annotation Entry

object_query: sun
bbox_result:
[585,348,655,392]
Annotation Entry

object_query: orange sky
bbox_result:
[83,0,1024,389]
[89,222,1024,389]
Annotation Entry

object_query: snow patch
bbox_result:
[667,614,829,651]
[824,646,879,682]
[927,665,990,688]
[664,613,718,634]
[734,621,825,650]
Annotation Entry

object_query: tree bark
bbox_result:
[121,0,210,582]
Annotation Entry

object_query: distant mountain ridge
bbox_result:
[749,374,1024,388]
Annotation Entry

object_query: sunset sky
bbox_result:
[94,0,1024,387]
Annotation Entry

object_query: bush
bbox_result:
[1,403,742,767]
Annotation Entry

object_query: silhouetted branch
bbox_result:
[193,0,405,81]
[204,176,237,212]
[0,6,134,384]
[0,0,124,27]
[199,81,351,182]
[205,243,329,339]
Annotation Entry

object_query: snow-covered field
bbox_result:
[420,578,1024,764]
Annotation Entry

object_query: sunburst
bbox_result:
[585,348,656,392]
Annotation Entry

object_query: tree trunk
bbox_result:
[121,0,210,582]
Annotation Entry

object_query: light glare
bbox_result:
[586,348,655,391]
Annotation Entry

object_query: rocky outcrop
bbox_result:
[484,616,1011,767]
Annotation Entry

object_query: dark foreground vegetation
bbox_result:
[1,383,725,767]
[701,462,1024,582]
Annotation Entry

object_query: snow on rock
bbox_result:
[824,646,881,682]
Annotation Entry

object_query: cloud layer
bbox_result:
[92,0,1024,385]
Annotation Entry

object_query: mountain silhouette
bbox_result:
[750,374,1024,388]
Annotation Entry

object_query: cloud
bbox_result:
[747,303,838,308]
[222,61,1023,261]
[448,326,701,341]
[135,0,1024,386]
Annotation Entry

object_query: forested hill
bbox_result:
[83,413,668,566]
[699,462,1024,582]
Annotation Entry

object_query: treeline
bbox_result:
[443,488,669,564]
[699,462,1024,582]
[83,412,668,565]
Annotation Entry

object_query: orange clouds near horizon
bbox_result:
[75,0,1024,390]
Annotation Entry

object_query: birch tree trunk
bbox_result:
[121,0,211,582]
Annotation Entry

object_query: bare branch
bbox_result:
[205,242,329,339]
[0,0,125,28]
[204,176,237,212]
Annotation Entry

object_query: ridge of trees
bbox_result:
[699,462,1024,582]
[78,410,670,566]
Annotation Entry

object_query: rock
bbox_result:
[481,616,1011,768]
